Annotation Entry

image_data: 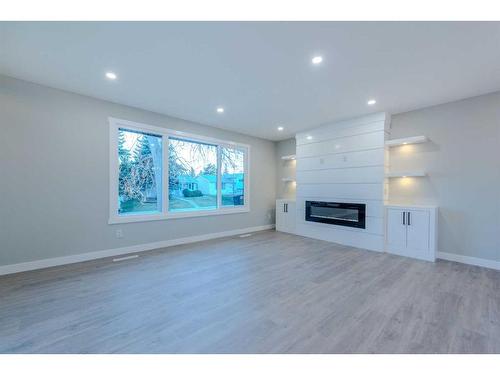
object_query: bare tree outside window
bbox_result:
[118,129,162,214]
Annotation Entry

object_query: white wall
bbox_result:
[295,113,390,251]
[0,75,276,268]
[389,91,500,262]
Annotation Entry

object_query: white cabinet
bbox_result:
[276,199,296,234]
[385,205,437,262]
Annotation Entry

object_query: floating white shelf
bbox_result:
[385,172,427,178]
[281,154,296,160]
[385,136,428,147]
[281,177,296,182]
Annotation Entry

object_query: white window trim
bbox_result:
[108,117,250,224]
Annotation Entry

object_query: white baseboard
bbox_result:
[0,224,275,276]
[4,227,497,276]
[437,251,500,271]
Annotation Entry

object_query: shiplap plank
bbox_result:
[297,132,385,158]
[296,183,384,200]
[296,166,385,184]
[296,122,386,146]
[296,112,388,144]
[296,149,385,171]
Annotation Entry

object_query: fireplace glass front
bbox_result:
[305,201,366,229]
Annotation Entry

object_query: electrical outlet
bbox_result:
[115,229,124,239]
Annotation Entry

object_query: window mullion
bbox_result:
[109,123,119,222]
[163,136,169,216]
[217,145,222,209]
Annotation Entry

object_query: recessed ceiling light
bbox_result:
[367,99,377,105]
[277,126,284,131]
[105,72,117,80]
[312,56,323,64]
[306,135,313,140]
[216,107,224,113]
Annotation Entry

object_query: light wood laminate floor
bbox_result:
[1,230,500,353]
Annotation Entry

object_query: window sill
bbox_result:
[109,207,250,225]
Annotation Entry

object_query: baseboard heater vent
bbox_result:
[113,255,140,262]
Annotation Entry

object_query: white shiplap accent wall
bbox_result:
[295,113,391,252]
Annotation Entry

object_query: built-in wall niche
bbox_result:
[386,135,429,178]
[281,154,296,183]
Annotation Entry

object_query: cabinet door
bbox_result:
[285,201,296,233]
[386,208,407,254]
[406,209,430,254]
[275,201,287,232]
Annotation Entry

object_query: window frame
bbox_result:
[109,117,250,224]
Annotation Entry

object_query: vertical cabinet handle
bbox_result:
[402,211,405,225]
[407,211,411,226]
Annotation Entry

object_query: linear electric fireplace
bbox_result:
[305,201,366,229]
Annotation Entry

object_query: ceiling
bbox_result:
[1,22,500,141]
